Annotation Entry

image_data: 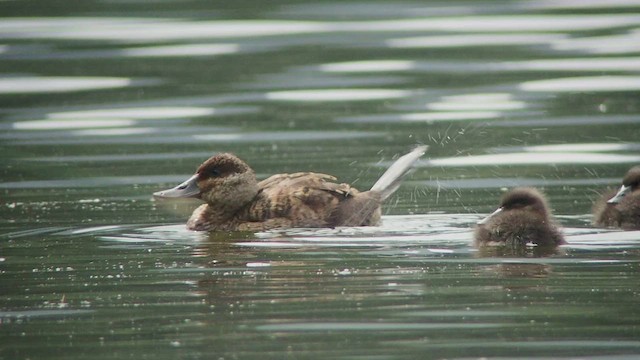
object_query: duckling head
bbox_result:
[478,187,550,225]
[608,165,640,204]
[154,153,259,210]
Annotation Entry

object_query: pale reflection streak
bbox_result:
[2,15,640,43]
[337,14,640,32]
[387,33,566,48]
[265,89,411,102]
[0,18,331,42]
[387,31,640,55]
[7,131,383,145]
[25,152,215,163]
[337,111,501,124]
[0,43,244,60]
[320,60,415,73]
[47,107,218,120]
[121,43,240,57]
[0,76,135,94]
[413,177,621,190]
[319,57,640,74]
[551,30,640,54]
[484,115,640,127]
[12,119,136,130]
[493,143,640,153]
[0,175,191,189]
[72,128,155,136]
[9,106,249,131]
[420,152,640,167]
[520,76,640,92]
[427,94,527,111]
[520,0,640,10]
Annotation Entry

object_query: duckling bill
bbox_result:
[474,187,565,248]
[154,146,428,231]
[593,165,640,230]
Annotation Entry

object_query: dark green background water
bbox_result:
[1,1,640,359]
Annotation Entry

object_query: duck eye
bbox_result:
[208,168,220,177]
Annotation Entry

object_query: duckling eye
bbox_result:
[208,168,221,177]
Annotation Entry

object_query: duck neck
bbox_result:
[203,190,261,228]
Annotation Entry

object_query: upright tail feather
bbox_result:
[370,145,428,201]
[331,145,427,226]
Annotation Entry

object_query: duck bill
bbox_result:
[153,174,201,199]
[477,207,503,225]
[607,185,630,204]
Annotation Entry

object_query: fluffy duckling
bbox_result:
[154,146,427,231]
[474,187,565,248]
[593,166,640,230]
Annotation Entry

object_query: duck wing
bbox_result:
[251,172,358,227]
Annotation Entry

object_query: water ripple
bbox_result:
[265,88,411,102]
[412,177,621,190]
[421,152,640,167]
[336,111,501,124]
[387,33,566,48]
[256,322,508,332]
[520,76,640,92]
[0,76,144,94]
[7,130,383,145]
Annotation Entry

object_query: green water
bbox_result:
[1,0,640,359]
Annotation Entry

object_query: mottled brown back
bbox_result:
[242,172,380,228]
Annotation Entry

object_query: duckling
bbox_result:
[474,187,565,248]
[593,166,640,230]
[154,146,428,231]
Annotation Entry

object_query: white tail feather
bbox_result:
[370,145,428,201]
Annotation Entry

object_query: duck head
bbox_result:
[607,166,640,204]
[478,187,549,225]
[154,153,259,209]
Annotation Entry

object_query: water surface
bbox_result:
[1,0,639,359]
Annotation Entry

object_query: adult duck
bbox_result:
[154,146,427,231]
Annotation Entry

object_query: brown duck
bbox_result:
[593,165,640,230]
[474,187,565,247]
[154,146,427,231]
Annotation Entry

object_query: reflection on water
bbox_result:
[421,152,640,167]
[519,75,640,92]
[265,88,411,102]
[551,30,640,54]
[0,76,138,93]
[413,177,621,189]
[521,0,640,10]
[12,118,136,130]
[2,1,640,359]
[492,142,640,153]
[386,33,567,48]
[47,107,220,119]
[0,43,247,60]
[320,57,640,74]
[0,18,331,42]
[337,111,501,124]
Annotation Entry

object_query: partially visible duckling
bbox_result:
[593,166,640,230]
[474,187,565,248]
[154,146,427,231]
